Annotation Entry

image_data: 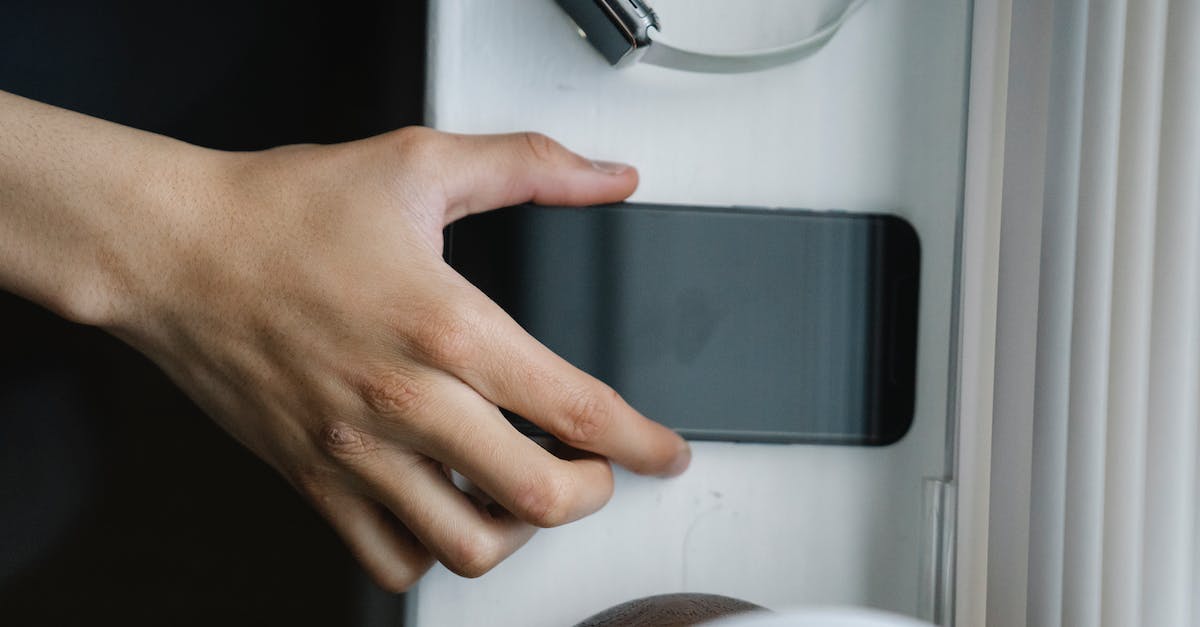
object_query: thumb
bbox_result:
[431,131,639,224]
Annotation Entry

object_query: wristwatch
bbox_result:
[554,0,868,74]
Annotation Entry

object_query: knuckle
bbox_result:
[389,127,445,173]
[373,573,413,594]
[514,469,574,528]
[519,131,562,165]
[317,421,379,462]
[411,305,482,368]
[391,126,439,154]
[372,562,426,594]
[356,371,432,420]
[443,531,503,579]
[560,384,616,446]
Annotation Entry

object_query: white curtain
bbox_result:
[986,0,1200,626]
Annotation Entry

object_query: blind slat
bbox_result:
[1026,0,1090,624]
[1061,2,1128,624]
[1141,1,1200,623]
[1100,1,1169,625]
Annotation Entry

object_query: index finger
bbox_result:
[407,281,691,477]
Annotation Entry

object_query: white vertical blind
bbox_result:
[987,0,1200,625]
[1141,0,1200,624]
[1101,0,1168,624]
[1025,0,1086,624]
[1060,1,1125,625]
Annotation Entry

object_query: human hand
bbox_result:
[100,128,691,590]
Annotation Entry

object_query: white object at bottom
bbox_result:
[705,606,936,627]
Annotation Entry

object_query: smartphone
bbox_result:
[449,202,920,446]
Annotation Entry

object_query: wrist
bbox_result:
[85,141,235,336]
[0,92,235,333]
[53,136,229,337]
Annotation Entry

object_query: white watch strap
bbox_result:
[640,0,868,73]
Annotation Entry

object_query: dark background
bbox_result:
[0,1,426,624]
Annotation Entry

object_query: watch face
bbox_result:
[555,0,658,66]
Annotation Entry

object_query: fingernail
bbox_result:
[664,441,692,477]
[591,160,631,175]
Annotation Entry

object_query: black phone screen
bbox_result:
[449,202,920,445]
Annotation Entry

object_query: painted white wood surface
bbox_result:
[413,1,970,625]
